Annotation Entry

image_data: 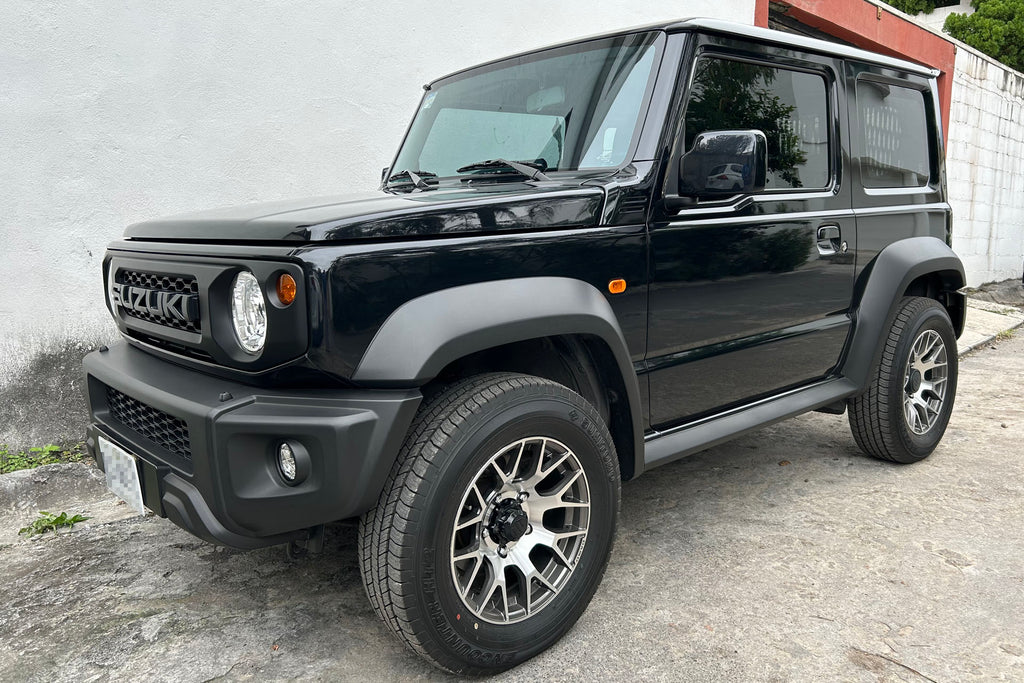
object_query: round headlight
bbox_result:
[231,271,267,354]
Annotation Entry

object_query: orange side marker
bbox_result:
[277,273,297,306]
[608,279,627,294]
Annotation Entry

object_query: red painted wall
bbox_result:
[755,0,955,143]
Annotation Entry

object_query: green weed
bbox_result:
[0,443,86,474]
[19,510,90,537]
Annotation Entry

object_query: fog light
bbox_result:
[278,443,298,482]
[275,441,311,486]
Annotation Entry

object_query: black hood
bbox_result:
[124,183,606,243]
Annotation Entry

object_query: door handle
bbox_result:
[816,225,843,256]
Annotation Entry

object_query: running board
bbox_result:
[643,378,860,470]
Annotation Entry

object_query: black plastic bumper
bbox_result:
[84,342,421,549]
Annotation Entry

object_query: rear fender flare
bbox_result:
[843,236,965,389]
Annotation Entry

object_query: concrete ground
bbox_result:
[1,307,1023,682]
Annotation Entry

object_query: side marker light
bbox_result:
[277,273,297,306]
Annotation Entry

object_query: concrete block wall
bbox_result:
[0,1,755,448]
[947,47,1024,286]
[915,0,972,32]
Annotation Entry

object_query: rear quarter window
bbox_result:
[856,80,931,188]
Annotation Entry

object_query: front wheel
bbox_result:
[848,296,958,463]
[358,373,620,674]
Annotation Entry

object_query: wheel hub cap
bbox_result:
[907,369,923,394]
[489,500,529,545]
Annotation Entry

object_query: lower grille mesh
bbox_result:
[105,386,192,461]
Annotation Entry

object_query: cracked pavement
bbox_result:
[1,334,1022,681]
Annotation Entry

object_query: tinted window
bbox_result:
[684,57,830,190]
[856,80,931,187]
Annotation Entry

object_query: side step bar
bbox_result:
[644,378,860,470]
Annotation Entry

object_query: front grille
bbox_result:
[125,329,217,364]
[106,386,192,461]
[115,269,201,333]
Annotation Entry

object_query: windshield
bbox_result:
[392,32,663,179]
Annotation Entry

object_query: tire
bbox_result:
[358,373,620,674]
[848,296,958,463]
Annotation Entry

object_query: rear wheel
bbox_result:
[358,373,620,674]
[848,296,958,463]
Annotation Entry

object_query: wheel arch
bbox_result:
[842,236,965,389]
[352,277,645,480]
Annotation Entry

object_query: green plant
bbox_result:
[996,329,1015,341]
[945,0,1024,72]
[882,0,938,14]
[0,443,87,474]
[19,510,90,537]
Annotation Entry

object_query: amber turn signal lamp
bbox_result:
[608,278,627,294]
[276,273,297,306]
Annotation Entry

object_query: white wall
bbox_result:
[0,1,754,378]
[947,47,1024,286]
[915,0,972,31]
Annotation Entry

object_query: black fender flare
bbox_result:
[842,236,965,389]
[352,277,645,477]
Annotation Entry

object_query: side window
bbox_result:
[856,80,931,188]
[684,56,830,190]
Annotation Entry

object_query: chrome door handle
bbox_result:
[816,225,842,256]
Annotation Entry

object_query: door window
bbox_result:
[855,80,931,188]
[683,57,830,190]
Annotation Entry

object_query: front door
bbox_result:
[646,35,856,429]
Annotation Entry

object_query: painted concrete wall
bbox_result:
[947,47,1024,286]
[0,1,755,447]
[915,1,972,31]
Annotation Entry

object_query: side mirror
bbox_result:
[679,130,767,199]
[380,166,391,189]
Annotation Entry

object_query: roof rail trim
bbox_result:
[667,18,940,77]
[425,17,940,90]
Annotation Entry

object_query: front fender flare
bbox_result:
[352,277,645,477]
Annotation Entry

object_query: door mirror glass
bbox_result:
[679,130,767,198]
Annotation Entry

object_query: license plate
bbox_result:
[98,436,147,515]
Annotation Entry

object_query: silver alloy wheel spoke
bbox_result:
[449,436,591,624]
[903,329,948,435]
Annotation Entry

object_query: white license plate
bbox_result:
[99,436,147,515]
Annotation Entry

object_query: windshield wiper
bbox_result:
[386,169,437,189]
[456,159,551,181]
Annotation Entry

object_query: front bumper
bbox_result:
[84,342,421,549]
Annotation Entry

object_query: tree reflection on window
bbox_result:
[684,58,829,189]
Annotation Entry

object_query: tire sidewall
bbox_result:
[408,387,618,672]
[889,303,958,460]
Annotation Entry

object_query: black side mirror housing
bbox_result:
[678,130,767,199]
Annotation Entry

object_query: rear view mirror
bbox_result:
[527,86,566,113]
[679,130,767,198]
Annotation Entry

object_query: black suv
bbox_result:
[83,18,965,674]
